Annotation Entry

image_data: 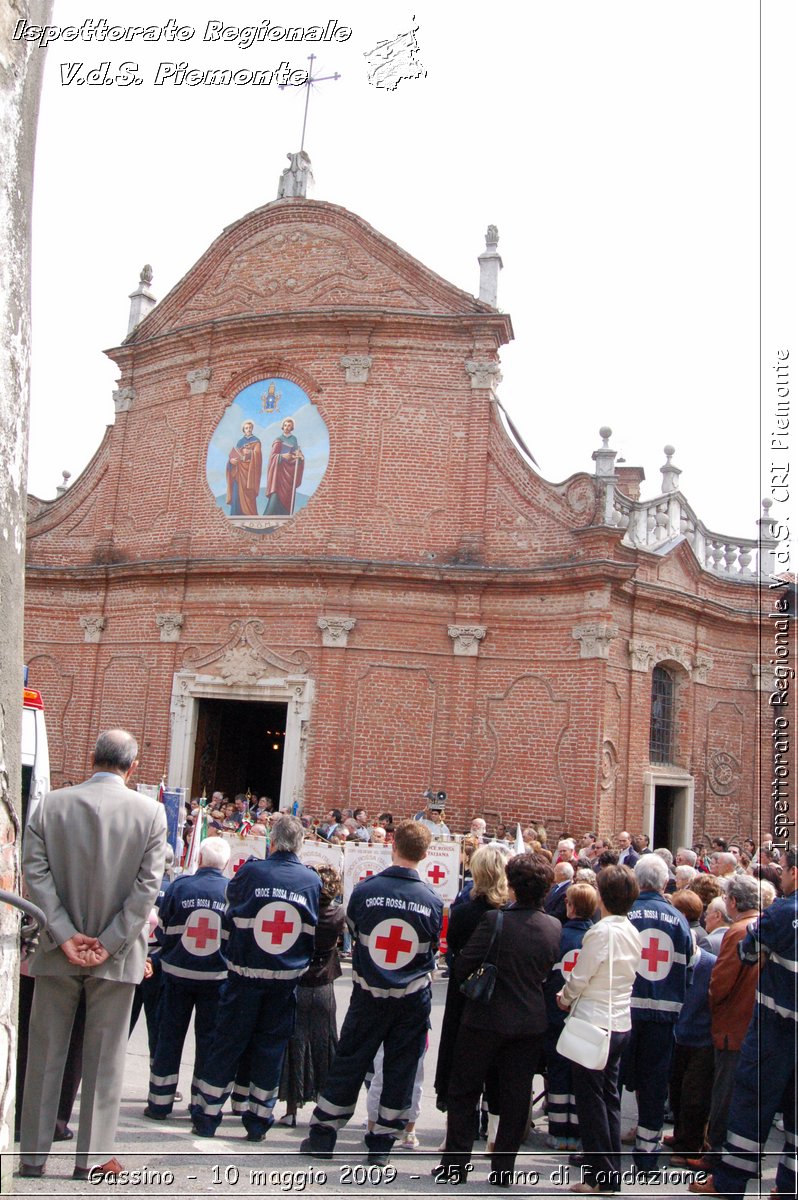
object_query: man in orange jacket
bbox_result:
[699,875,761,1166]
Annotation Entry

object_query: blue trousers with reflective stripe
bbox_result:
[713,1007,796,1198]
[544,1027,579,1141]
[308,984,431,1155]
[621,1019,675,1169]
[147,975,222,1114]
[190,976,297,1137]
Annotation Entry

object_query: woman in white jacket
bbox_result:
[557,865,642,1195]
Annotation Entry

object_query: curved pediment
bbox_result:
[124,199,494,344]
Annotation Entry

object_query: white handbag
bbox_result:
[555,926,613,1071]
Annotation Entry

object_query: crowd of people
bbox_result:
[15,735,796,1198]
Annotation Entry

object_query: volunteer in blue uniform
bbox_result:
[690,844,797,1199]
[301,820,443,1164]
[190,814,321,1140]
[543,881,595,1148]
[143,837,230,1119]
[624,853,692,1176]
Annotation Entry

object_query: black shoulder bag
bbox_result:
[459,910,504,1004]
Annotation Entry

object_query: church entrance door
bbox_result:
[642,767,694,851]
[192,698,287,807]
[168,668,313,815]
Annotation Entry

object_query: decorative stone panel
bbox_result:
[572,622,618,659]
[707,750,741,796]
[79,615,106,643]
[317,616,356,648]
[448,625,486,657]
[340,355,372,383]
[156,613,184,642]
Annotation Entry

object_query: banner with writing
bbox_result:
[342,841,393,904]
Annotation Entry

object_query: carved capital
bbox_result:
[751,662,775,692]
[112,387,135,413]
[156,613,184,642]
[340,354,372,383]
[572,622,618,659]
[628,639,657,672]
[465,360,502,391]
[187,367,212,394]
[448,625,487,657]
[692,653,714,684]
[317,616,356,648]
[79,615,106,643]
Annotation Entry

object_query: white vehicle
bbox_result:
[21,686,50,830]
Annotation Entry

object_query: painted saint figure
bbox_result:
[264,418,304,516]
[226,420,263,517]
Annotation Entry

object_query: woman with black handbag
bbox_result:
[434,845,510,1114]
[436,854,561,1186]
[555,865,642,1194]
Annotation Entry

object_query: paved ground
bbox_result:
[8,965,778,1197]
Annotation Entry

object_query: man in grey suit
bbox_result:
[18,729,166,1179]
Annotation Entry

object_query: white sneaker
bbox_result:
[400,1132,420,1149]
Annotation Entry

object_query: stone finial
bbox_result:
[478,224,503,307]
[660,444,681,494]
[127,265,157,335]
[448,625,487,657]
[317,616,356,648]
[758,497,779,550]
[277,150,314,198]
[592,426,618,478]
[56,470,71,497]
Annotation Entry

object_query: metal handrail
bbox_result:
[0,889,47,934]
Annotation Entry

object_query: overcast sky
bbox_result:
[25,1,785,543]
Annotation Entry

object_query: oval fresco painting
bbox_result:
[206,378,330,533]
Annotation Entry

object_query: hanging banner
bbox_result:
[342,842,393,904]
[300,842,345,875]
[162,788,184,852]
[417,841,461,904]
[222,832,267,878]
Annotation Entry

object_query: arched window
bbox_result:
[649,665,675,764]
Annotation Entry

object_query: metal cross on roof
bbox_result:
[280,54,341,153]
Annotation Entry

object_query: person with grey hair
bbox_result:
[704,896,732,955]
[709,851,736,880]
[634,851,669,894]
[675,846,697,869]
[544,860,574,924]
[191,814,321,1139]
[623,853,693,1178]
[144,837,231,1119]
[674,864,698,890]
[19,729,166,1180]
[695,875,762,1168]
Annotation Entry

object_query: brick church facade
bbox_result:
[24,183,774,844]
